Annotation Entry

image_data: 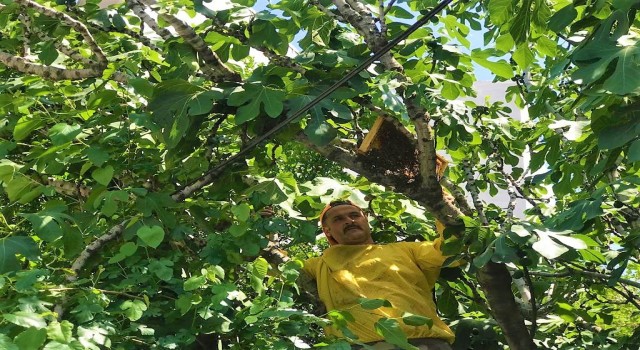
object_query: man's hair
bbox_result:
[319,200,361,225]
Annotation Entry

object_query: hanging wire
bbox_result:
[176,0,454,196]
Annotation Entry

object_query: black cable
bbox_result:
[189,0,453,186]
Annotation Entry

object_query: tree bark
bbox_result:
[478,262,538,349]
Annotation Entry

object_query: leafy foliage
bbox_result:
[0,0,638,349]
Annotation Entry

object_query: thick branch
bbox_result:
[477,262,537,349]
[126,0,173,41]
[331,0,399,70]
[0,51,127,82]
[530,269,640,289]
[15,0,107,67]
[136,0,240,82]
[522,266,538,336]
[69,223,125,281]
[440,177,473,216]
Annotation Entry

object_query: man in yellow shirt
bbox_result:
[302,200,455,350]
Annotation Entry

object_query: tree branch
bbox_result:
[311,0,345,22]
[205,14,305,73]
[522,266,538,336]
[529,269,640,289]
[126,0,173,41]
[15,0,107,68]
[477,262,536,350]
[19,13,97,67]
[136,0,240,82]
[0,51,126,82]
[377,0,387,35]
[461,160,488,226]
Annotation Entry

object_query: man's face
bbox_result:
[322,205,373,245]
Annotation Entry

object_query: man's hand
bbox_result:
[258,206,275,218]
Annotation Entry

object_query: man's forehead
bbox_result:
[324,204,362,218]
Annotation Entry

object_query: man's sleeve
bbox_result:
[302,256,319,279]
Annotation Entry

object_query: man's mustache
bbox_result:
[344,224,361,231]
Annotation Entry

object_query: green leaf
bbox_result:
[0,236,39,274]
[401,313,433,327]
[14,327,47,350]
[470,49,513,79]
[0,334,18,350]
[148,259,174,281]
[48,124,82,146]
[129,78,154,99]
[112,14,126,30]
[598,121,640,150]
[4,311,47,329]
[186,90,222,115]
[628,139,640,161]
[327,310,355,327]
[532,229,587,259]
[228,84,285,123]
[136,225,165,248]
[229,222,249,237]
[94,190,129,216]
[38,42,59,66]
[47,321,74,343]
[304,119,338,146]
[358,298,392,310]
[120,300,147,321]
[548,4,577,32]
[231,203,251,222]
[473,245,494,268]
[252,257,269,279]
[184,275,207,291]
[513,44,534,70]
[492,236,519,263]
[244,180,288,205]
[571,12,640,95]
[119,242,137,256]
[91,165,114,186]
[509,0,532,44]
[85,146,110,167]
[13,116,43,141]
[148,80,214,147]
[299,10,336,48]
[87,90,120,109]
[487,0,513,25]
[374,318,417,350]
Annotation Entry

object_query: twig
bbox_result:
[461,160,488,226]
[610,285,640,310]
[19,14,31,57]
[383,0,397,16]
[522,266,538,336]
[49,287,147,301]
[311,0,345,22]
[378,0,387,35]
